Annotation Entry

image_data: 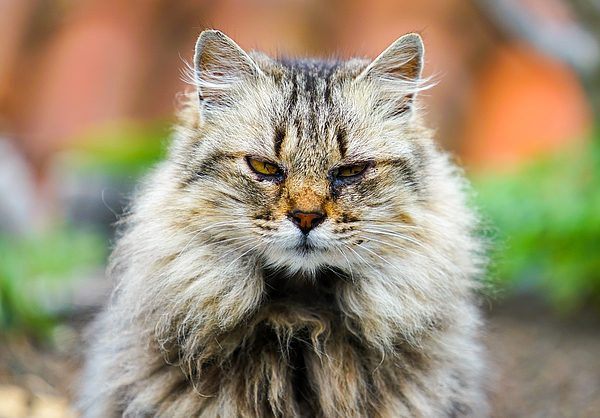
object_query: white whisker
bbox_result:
[363,228,430,250]
[222,242,263,273]
[174,220,254,261]
[358,234,435,262]
[323,265,352,286]
[336,247,355,283]
[343,244,381,277]
[359,220,452,239]
[352,243,399,273]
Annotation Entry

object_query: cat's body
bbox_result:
[78,31,489,417]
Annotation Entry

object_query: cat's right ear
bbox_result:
[193,30,263,108]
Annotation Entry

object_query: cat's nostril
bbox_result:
[289,211,325,234]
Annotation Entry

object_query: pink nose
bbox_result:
[289,211,325,234]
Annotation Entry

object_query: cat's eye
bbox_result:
[247,157,282,177]
[336,163,367,178]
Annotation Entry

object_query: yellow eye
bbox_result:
[247,158,280,175]
[337,164,366,177]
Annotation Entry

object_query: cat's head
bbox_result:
[171,30,438,277]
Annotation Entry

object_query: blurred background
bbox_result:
[0,0,599,417]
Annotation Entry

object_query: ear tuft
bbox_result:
[193,30,262,108]
[357,33,427,116]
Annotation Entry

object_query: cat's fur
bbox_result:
[78,30,489,417]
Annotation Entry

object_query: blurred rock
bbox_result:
[0,384,76,418]
[0,384,29,418]
[0,138,37,235]
[29,394,76,418]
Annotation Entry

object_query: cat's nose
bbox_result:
[289,210,325,234]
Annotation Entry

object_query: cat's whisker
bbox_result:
[322,264,352,286]
[192,219,248,230]
[361,220,454,239]
[362,229,438,254]
[361,228,456,267]
[174,221,256,261]
[195,221,251,235]
[222,242,263,273]
[343,244,382,277]
[352,241,410,276]
[353,241,445,295]
[357,235,435,262]
[175,220,247,245]
[364,234,448,275]
[176,238,257,286]
[335,247,355,283]
[210,239,257,264]
[204,235,255,247]
[175,229,207,261]
[363,227,427,244]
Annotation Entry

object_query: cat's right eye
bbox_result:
[246,157,283,179]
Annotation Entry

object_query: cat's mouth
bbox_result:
[295,236,316,255]
[261,232,339,274]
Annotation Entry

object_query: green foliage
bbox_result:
[0,121,167,338]
[472,138,600,313]
[0,226,106,337]
[73,120,170,176]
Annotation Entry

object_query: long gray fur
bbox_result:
[78,30,489,417]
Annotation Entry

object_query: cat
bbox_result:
[77,30,489,417]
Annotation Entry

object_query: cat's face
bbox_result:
[174,31,429,276]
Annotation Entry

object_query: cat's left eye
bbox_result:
[336,164,367,178]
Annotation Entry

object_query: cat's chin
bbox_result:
[261,244,340,276]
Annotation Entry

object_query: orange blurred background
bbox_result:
[0,0,598,233]
[1,0,595,163]
[1,2,600,415]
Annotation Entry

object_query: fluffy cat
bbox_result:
[78,30,489,417]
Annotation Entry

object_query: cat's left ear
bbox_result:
[356,33,425,116]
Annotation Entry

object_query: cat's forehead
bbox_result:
[276,59,343,98]
[256,57,369,169]
[270,57,368,107]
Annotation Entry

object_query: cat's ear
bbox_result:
[356,33,425,116]
[193,30,263,108]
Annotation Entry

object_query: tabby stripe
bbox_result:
[387,158,419,191]
[194,152,236,178]
[336,128,347,159]
[273,125,286,159]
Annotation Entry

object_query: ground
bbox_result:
[486,297,600,417]
[0,297,598,418]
